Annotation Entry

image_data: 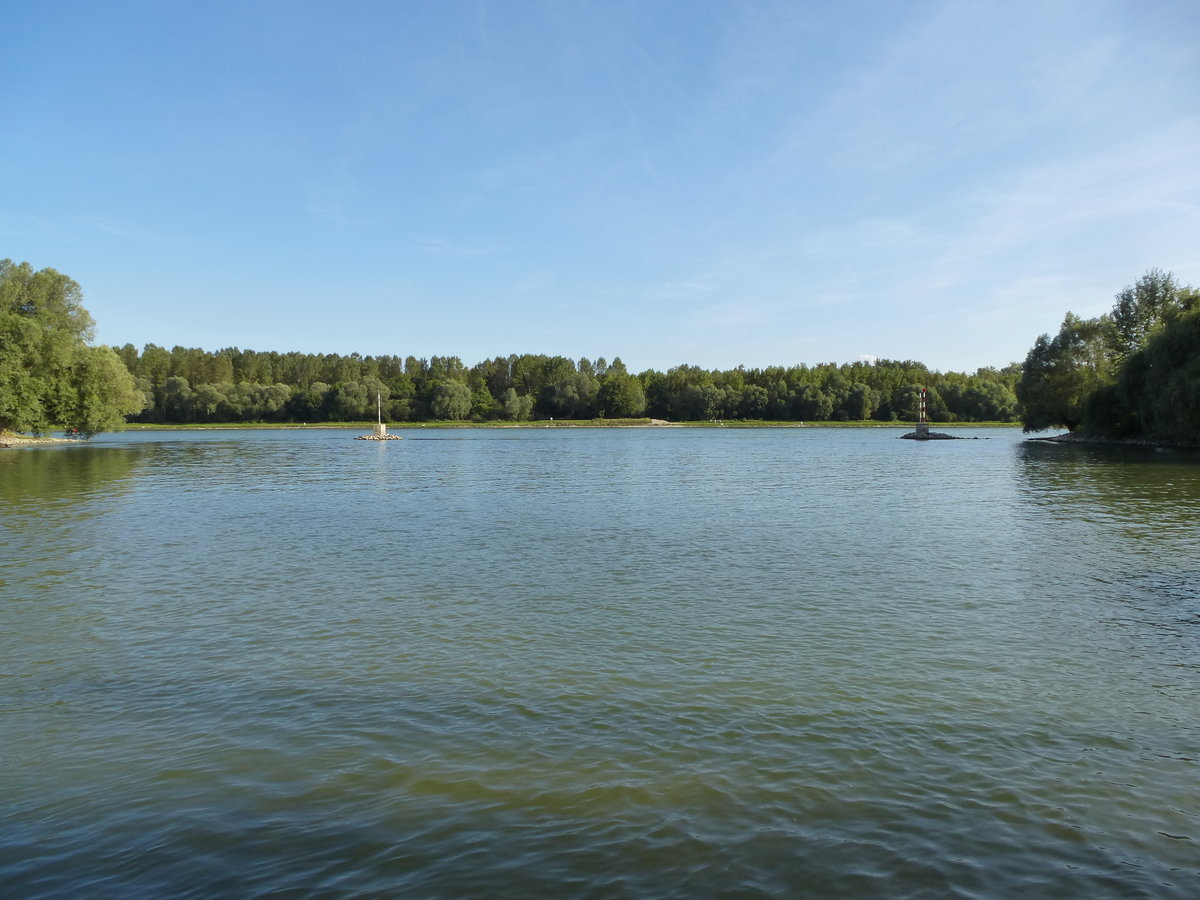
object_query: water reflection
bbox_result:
[0,445,146,509]
[1015,440,1200,538]
[1014,439,1200,674]
[3,430,1199,898]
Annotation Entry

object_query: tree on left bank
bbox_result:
[0,259,143,438]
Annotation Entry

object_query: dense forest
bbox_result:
[13,254,1196,440]
[1017,269,1200,442]
[112,342,1021,425]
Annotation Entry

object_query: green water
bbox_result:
[2,428,1197,897]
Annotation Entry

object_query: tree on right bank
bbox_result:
[1016,269,1200,442]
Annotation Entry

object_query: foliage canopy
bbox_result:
[1016,269,1199,441]
[1,259,142,437]
[114,345,1020,426]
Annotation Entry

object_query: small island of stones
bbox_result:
[355,425,401,441]
[900,425,962,440]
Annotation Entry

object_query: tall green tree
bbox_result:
[0,259,141,436]
[430,380,473,420]
[500,388,535,421]
[539,370,599,418]
[330,381,369,420]
[1110,302,1200,442]
[1111,268,1180,358]
[60,346,145,437]
[1017,312,1115,432]
[1018,271,1197,439]
[791,383,832,420]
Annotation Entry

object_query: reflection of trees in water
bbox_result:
[0,446,145,508]
[1016,441,1200,664]
[1016,441,1200,523]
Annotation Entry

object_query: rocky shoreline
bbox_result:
[1029,432,1200,450]
[0,434,72,449]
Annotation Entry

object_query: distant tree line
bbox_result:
[18,254,1198,441]
[114,343,1021,425]
[1017,269,1200,442]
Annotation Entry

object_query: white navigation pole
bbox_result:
[355,391,400,439]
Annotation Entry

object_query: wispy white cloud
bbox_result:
[644,281,715,301]
[0,212,73,243]
[918,117,1200,298]
[415,238,498,258]
[74,215,169,243]
[509,270,556,295]
[691,300,769,329]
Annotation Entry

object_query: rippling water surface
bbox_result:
[2,427,1198,897]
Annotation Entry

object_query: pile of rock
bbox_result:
[900,430,962,440]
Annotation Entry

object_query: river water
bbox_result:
[2,427,1197,898]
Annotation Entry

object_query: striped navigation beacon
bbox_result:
[916,387,930,438]
[901,386,961,440]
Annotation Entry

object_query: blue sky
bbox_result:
[4,0,1197,374]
